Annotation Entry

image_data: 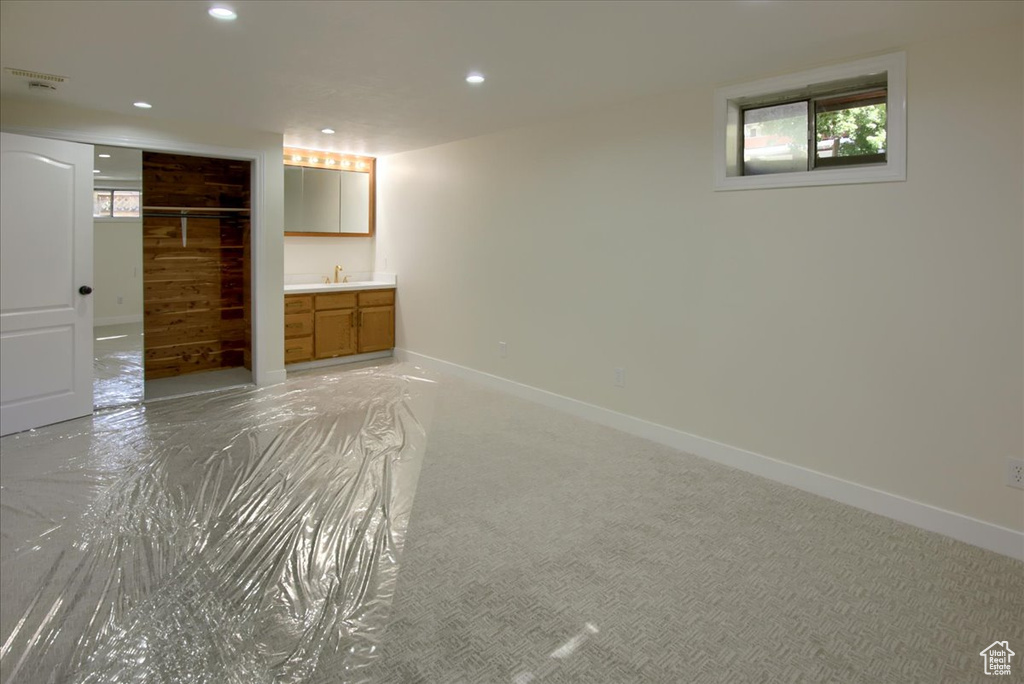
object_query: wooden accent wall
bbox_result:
[142,153,251,380]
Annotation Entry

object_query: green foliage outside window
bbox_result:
[816,103,887,156]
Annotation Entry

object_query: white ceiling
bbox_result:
[1,1,1020,157]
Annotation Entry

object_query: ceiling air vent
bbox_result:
[4,68,69,84]
[28,81,58,93]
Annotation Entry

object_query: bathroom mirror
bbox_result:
[283,148,375,237]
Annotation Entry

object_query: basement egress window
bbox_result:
[93,189,141,218]
[714,52,905,190]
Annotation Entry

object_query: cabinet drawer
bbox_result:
[284,336,312,363]
[315,292,357,311]
[358,289,395,307]
[284,312,313,338]
[284,295,312,314]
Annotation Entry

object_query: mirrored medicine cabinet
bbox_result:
[283,147,375,237]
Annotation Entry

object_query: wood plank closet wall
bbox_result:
[142,152,251,380]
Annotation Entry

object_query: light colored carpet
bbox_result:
[362,373,1024,683]
[3,359,1021,682]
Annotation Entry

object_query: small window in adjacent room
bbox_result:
[93,190,141,218]
[715,52,905,190]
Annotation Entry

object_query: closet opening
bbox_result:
[93,148,255,406]
[141,152,253,400]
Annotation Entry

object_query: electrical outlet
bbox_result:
[614,367,626,387]
[499,341,507,358]
[1008,458,1024,490]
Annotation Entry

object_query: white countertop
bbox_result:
[283,271,396,294]
[284,280,395,294]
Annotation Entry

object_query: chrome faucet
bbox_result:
[334,264,349,283]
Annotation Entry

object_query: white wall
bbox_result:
[284,236,375,279]
[377,23,1024,532]
[0,99,286,385]
[93,219,143,325]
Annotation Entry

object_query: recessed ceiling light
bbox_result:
[93,169,100,173]
[133,101,152,109]
[98,153,111,158]
[466,73,485,84]
[321,128,335,134]
[208,6,237,20]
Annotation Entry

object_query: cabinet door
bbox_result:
[315,308,356,359]
[358,305,394,353]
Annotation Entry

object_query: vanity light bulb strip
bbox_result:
[284,147,374,173]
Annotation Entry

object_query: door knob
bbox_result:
[78,285,93,295]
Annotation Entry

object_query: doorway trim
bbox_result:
[1,125,279,387]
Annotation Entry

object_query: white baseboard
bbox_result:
[285,350,393,374]
[396,348,1024,561]
[94,314,143,327]
[258,369,288,387]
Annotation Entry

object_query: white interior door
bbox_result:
[1,132,94,436]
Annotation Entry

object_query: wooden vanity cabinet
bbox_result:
[284,295,313,363]
[284,288,394,365]
[357,290,395,353]
[314,292,356,359]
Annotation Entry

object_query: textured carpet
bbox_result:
[363,373,1024,683]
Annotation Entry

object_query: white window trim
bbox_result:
[714,52,906,191]
[94,216,141,223]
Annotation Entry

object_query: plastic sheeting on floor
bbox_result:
[93,348,144,408]
[0,363,436,684]
[93,324,145,409]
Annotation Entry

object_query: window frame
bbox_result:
[92,188,142,219]
[714,52,906,191]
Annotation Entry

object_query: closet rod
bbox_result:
[141,206,249,212]
[141,207,249,247]
[142,212,246,219]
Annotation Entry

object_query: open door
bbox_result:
[1,132,94,435]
